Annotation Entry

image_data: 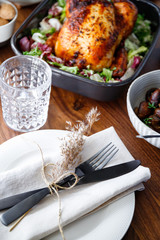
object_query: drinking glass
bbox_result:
[0,56,52,132]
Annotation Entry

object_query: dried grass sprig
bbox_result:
[46,107,100,181]
[60,107,100,172]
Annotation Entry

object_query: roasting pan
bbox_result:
[11,0,160,101]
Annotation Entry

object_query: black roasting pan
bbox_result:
[11,0,160,101]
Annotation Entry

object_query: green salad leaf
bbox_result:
[90,74,103,82]
[44,27,56,35]
[48,61,64,67]
[82,69,94,76]
[47,14,53,19]
[31,28,41,35]
[23,46,42,57]
[58,0,66,8]
[60,5,66,23]
[125,38,139,51]
[100,68,113,82]
[31,27,55,36]
[128,46,148,61]
[133,14,152,45]
[60,65,79,74]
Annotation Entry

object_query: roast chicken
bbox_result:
[54,0,138,72]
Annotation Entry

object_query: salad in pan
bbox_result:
[19,0,153,83]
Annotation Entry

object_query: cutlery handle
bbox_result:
[0,187,46,210]
[0,188,50,226]
[137,135,160,139]
[0,175,73,225]
[0,175,72,211]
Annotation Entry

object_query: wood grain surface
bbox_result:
[0,1,160,239]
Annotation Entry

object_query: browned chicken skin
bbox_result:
[111,46,128,77]
[114,0,138,39]
[55,0,138,71]
[46,31,59,52]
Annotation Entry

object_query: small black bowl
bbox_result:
[11,0,160,101]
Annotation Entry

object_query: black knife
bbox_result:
[0,160,140,226]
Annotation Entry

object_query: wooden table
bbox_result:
[0,1,160,239]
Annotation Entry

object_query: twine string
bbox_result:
[10,139,79,240]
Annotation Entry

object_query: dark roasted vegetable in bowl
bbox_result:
[127,70,160,149]
[135,88,160,133]
[11,0,160,101]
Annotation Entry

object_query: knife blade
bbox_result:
[0,160,141,226]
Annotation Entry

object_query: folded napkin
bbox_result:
[0,127,151,240]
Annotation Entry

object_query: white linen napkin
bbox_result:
[0,127,151,240]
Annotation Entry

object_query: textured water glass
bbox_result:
[0,56,52,132]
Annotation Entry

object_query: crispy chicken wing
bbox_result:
[55,0,137,71]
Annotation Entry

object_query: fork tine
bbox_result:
[98,148,119,169]
[93,147,119,170]
[86,142,112,163]
[90,144,115,166]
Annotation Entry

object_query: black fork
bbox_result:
[75,142,119,177]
